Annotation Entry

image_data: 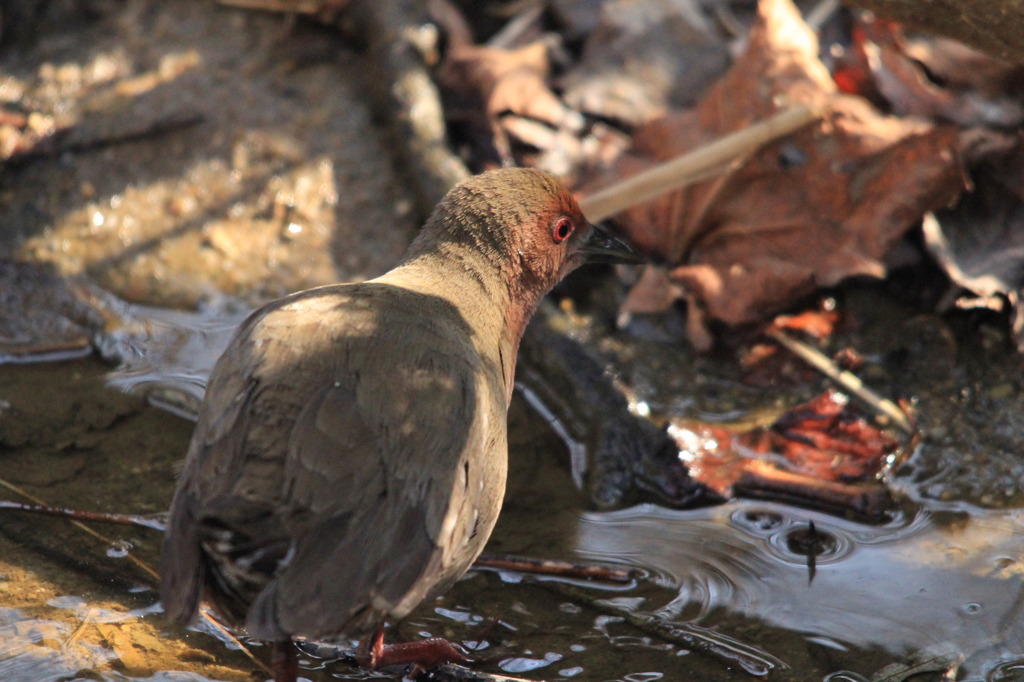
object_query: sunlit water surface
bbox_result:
[3,304,1024,681]
[575,501,1024,680]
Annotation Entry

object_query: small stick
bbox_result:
[0,500,167,530]
[0,477,160,581]
[474,553,633,584]
[542,581,786,676]
[199,608,274,676]
[64,607,97,650]
[805,0,841,31]
[1,338,92,362]
[765,328,915,434]
[0,499,635,584]
[579,104,822,222]
[422,665,533,682]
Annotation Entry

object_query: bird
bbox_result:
[159,167,641,681]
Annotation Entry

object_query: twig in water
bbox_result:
[475,553,633,583]
[64,608,96,651]
[0,496,635,583]
[419,664,533,682]
[0,477,160,581]
[541,581,787,677]
[0,499,166,531]
[765,328,915,434]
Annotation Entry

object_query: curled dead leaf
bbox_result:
[438,38,581,164]
[580,0,968,348]
[673,389,899,518]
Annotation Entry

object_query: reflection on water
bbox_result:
[0,604,219,682]
[6,301,1024,680]
[101,299,247,418]
[0,605,114,681]
[575,501,1024,679]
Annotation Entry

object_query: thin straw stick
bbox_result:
[579,104,822,222]
[766,328,915,434]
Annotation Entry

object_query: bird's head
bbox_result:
[412,168,641,297]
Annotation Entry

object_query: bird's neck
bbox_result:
[381,249,547,401]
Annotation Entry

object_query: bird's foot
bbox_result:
[271,639,298,682]
[357,628,474,670]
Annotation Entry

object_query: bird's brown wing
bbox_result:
[160,306,262,627]
[161,284,496,641]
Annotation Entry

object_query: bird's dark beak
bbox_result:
[579,222,645,264]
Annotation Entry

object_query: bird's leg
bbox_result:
[271,639,298,682]
[356,627,474,670]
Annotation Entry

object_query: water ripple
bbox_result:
[574,499,1024,679]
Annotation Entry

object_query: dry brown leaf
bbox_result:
[848,18,1024,128]
[438,38,581,164]
[585,0,968,347]
[675,389,898,517]
[619,265,684,316]
[560,0,729,127]
[904,35,1024,96]
[669,109,963,329]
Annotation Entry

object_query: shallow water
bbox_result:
[577,502,1024,679]
[3,323,1024,682]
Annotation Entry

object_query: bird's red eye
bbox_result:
[552,218,574,244]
